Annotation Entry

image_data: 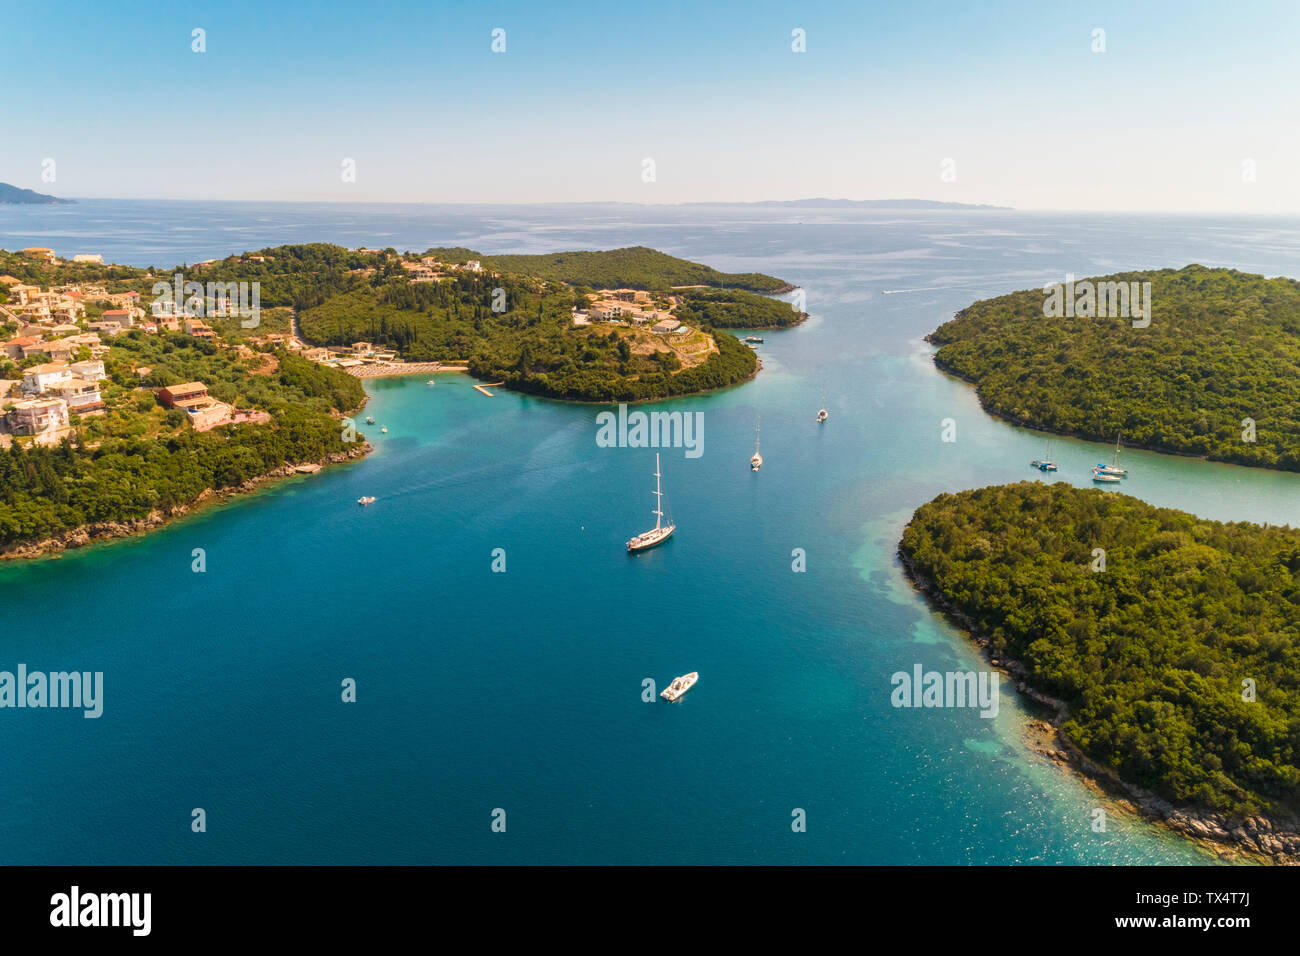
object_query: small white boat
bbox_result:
[365,416,375,425]
[1091,468,1121,484]
[381,427,388,434]
[357,496,376,506]
[750,418,763,471]
[627,453,676,552]
[426,380,436,385]
[817,387,828,423]
[660,672,698,702]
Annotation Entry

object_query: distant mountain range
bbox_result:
[0,182,73,204]
[687,198,1010,210]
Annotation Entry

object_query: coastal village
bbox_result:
[573,287,690,336]
[0,247,719,448]
[0,248,255,448]
[0,248,481,446]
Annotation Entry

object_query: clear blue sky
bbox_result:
[5,0,1297,210]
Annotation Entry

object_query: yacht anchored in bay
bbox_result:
[1095,433,1127,477]
[626,453,675,553]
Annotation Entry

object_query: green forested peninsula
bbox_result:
[470,246,791,292]
[673,288,803,329]
[900,481,1300,818]
[299,270,761,401]
[929,265,1300,471]
[293,244,797,401]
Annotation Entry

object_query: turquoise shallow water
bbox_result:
[4,203,1300,863]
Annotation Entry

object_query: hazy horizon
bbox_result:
[4,0,1298,213]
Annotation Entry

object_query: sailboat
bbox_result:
[1031,441,1058,472]
[627,453,676,553]
[750,419,763,471]
[816,387,828,423]
[1095,433,1127,477]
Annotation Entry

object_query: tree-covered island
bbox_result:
[901,481,1300,860]
[929,265,1300,471]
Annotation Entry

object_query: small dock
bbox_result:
[474,382,506,397]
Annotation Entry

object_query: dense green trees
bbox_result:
[299,251,779,401]
[471,246,790,292]
[674,288,803,328]
[901,481,1300,816]
[929,265,1300,470]
[0,333,365,550]
[472,325,757,402]
[0,407,352,547]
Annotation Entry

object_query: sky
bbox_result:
[3,0,1299,212]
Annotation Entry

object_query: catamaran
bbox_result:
[627,453,676,553]
[660,672,698,702]
[750,419,763,471]
[1095,433,1127,477]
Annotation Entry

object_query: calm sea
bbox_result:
[3,200,1300,864]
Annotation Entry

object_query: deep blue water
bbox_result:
[4,201,1300,863]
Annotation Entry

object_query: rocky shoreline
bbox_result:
[0,441,372,562]
[896,545,1300,864]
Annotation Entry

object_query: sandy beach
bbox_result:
[344,362,469,379]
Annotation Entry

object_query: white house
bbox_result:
[10,396,70,441]
[22,362,73,395]
[52,378,104,413]
[70,359,106,381]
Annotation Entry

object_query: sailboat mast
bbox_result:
[653,452,663,529]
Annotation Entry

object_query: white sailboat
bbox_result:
[1095,433,1127,477]
[750,419,763,471]
[627,453,676,553]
